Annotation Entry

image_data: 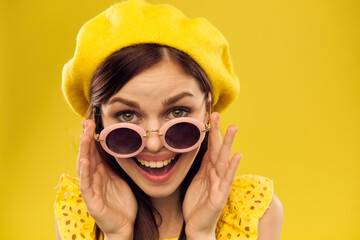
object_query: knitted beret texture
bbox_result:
[62,0,239,116]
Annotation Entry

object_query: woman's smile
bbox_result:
[132,154,181,183]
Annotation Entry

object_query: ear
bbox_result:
[207,92,212,104]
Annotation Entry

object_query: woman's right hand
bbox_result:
[78,119,138,240]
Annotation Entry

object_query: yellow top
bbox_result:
[54,174,273,240]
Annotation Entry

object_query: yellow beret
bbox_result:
[62,0,239,117]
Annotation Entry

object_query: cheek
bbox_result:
[180,147,201,170]
[184,149,198,161]
[114,157,133,170]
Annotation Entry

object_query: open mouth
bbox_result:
[132,154,180,176]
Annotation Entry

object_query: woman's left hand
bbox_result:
[183,112,242,240]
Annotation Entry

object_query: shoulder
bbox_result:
[257,194,284,240]
[54,174,96,240]
[216,175,275,240]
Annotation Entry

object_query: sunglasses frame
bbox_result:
[95,117,210,158]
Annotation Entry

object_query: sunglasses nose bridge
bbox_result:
[144,129,163,137]
[143,129,165,153]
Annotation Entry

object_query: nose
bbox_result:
[144,123,165,153]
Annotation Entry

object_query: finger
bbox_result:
[209,166,224,208]
[219,153,242,192]
[89,127,103,174]
[215,125,238,178]
[83,120,99,176]
[79,158,95,202]
[92,170,104,196]
[194,151,210,179]
[77,121,92,177]
[209,164,220,188]
[208,112,222,165]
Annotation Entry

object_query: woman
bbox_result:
[54,1,283,239]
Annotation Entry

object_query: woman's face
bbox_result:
[101,59,208,198]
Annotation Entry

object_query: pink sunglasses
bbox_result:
[95,117,210,158]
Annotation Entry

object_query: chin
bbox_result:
[141,183,182,199]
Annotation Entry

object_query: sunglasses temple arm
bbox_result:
[205,97,212,131]
[94,133,104,142]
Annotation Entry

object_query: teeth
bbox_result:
[137,157,175,168]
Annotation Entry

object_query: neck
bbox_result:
[151,187,184,239]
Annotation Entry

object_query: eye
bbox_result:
[171,109,184,118]
[167,107,190,119]
[115,111,137,122]
[122,112,134,121]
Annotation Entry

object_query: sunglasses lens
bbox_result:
[106,128,142,155]
[165,122,200,149]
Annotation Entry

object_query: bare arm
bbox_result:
[257,194,284,240]
[55,215,62,240]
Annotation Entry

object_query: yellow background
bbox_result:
[0,0,359,239]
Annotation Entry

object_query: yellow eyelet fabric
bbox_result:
[215,175,274,239]
[54,174,273,240]
[54,174,96,239]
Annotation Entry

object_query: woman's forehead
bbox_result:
[109,60,205,103]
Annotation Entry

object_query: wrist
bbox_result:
[186,234,216,240]
[185,220,217,240]
[185,227,216,240]
[104,231,133,240]
[102,221,134,240]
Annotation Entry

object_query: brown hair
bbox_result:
[87,43,212,240]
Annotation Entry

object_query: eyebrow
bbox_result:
[107,92,194,108]
[108,97,140,108]
[162,92,194,106]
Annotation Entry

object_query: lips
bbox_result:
[132,154,180,183]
